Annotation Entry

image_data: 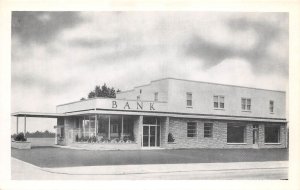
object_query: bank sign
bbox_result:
[111,100,157,111]
[57,98,167,113]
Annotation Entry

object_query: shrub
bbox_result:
[92,136,97,143]
[168,133,175,143]
[14,133,27,142]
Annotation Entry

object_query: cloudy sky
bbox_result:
[11,11,288,133]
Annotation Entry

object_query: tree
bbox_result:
[81,83,121,100]
[88,91,96,98]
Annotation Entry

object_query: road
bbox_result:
[11,158,288,180]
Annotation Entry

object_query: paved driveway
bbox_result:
[11,147,288,168]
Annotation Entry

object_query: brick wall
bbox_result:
[163,117,287,149]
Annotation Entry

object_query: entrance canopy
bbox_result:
[11,112,64,136]
[11,112,65,118]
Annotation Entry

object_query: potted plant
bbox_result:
[11,133,31,149]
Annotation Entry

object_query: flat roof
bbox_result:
[117,77,286,94]
[11,112,64,118]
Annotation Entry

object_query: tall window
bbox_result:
[111,124,118,133]
[241,98,251,111]
[187,122,197,137]
[265,125,280,143]
[204,123,213,138]
[154,92,158,101]
[60,127,65,137]
[186,92,193,107]
[213,95,225,109]
[227,123,246,143]
[269,100,274,113]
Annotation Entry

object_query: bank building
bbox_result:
[12,78,288,150]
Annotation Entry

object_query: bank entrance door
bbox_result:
[143,125,160,147]
[252,124,259,148]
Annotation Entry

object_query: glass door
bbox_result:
[252,124,259,148]
[143,125,160,147]
[149,125,156,147]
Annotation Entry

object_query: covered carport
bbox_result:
[11,112,65,137]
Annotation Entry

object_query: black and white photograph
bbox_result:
[8,11,291,181]
[9,11,290,180]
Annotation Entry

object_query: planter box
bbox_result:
[11,141,31,149]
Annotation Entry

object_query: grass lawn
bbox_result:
[11,147,288,168]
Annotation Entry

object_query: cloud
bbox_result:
[12,11,82,44]
[184,13,288,76]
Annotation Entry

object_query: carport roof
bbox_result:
[11,112,64,118]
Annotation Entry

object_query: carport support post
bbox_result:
[16,116,19,134]
[24,115,27,137]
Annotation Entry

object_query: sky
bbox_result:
[11,11,288,133]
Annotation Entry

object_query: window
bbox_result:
[140,89,142,94]
[241,98,251,111]
[269,100,274,113]
[111,124,118,133]
[137,95,140,100]
[227,123,246,143]
[154,92,158,101]
[204,123,213,138]
[213,95,225,109]
[186,92,192,107]
[187,122,197,137]
[60,127,65,137]
[265,125,280,143]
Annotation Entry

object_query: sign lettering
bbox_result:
[111,100,156,111]
[112,101,117,108]
[124,102,131,109]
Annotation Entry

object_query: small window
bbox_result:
[154,92,158,101]
[204,123,213,138]
[265,125,280,143]
[214,95,225,109]
[269,100,274,113]
[241,98,251,111]
[186,92,192,107]
[187,122,197,137]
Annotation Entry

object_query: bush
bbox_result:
[168,133,175,143]
[14,133,27,142]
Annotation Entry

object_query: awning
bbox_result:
[11,112,64,118]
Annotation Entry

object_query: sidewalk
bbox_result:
[11,157,288,180]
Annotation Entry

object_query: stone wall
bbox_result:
[163,117,287,149]
[133,115,142,147]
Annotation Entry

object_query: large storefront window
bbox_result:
[265,125,280,143]
[74,115,135,143]
[227,123,246,143]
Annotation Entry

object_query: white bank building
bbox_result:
[12,78,288,150]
